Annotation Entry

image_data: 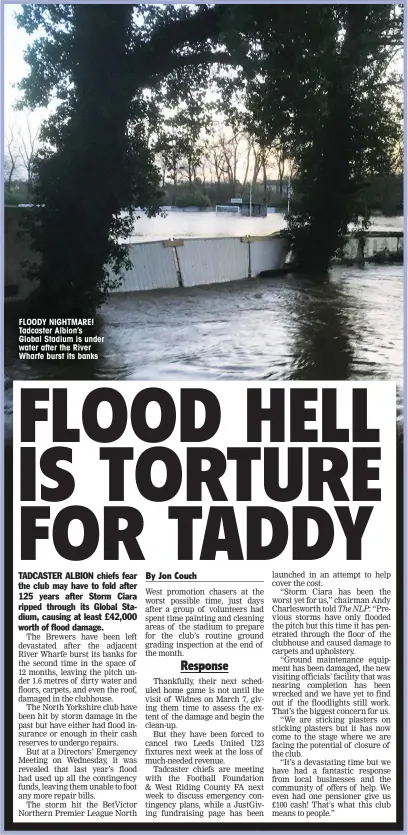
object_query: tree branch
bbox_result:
[138,5,227,55]
[128,5,233,84]
[143,49,238,82]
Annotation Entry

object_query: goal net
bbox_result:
[215,204,242,215]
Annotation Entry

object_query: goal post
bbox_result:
[215,204,242,216]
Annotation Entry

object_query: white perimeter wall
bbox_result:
[250,237,288,277]
[113,236,289,292]
[177,237,249,287]
[343,235,402,260]
[116,242,179,292]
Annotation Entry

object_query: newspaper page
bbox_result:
[2,1,404,833]
[6,380,402,830]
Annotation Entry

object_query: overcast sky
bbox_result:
[4,4,49,171]
[4,4,28,115]
[5,5,41,117]
[3,3,257,182]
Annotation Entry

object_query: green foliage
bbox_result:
[174,189,211,208]
[283,5,403,272]
[17,4,162,314]
[218,4,403,273]
[4,180,31,205]
[366,247,403,265]
[357,175,403,217]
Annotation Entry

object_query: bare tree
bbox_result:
[387,71,403,175]
[260,147,271,198]
[270,139,291,196]
[155,126,183,188]
[18,115,40,187]
[205,125,230,189]
[251,141,263,185]
[206,127,267,197]
[5,123,20,192]
[246,141,274,199]
[206,139,226,187]
[218,128,246,196]
[241,134,252,191]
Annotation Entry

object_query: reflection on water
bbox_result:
[4,263,403,438]
[127,210,286,241]
[126,210,403,242]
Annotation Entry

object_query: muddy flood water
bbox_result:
[4,262,403,440]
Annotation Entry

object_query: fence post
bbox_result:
[163,239,184,286]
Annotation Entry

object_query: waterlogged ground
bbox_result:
[125,210,403,242]
[4,263,403,440]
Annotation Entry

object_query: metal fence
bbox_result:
[113,234,288,293]
[4,203,403,301]
[115,241,179,292]
[177,237,249,287]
